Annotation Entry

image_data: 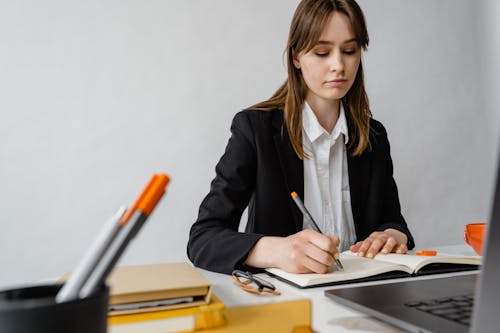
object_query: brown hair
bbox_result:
[247,0,371,158]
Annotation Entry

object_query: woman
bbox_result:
[187,0,415,275]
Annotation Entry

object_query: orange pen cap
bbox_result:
[137,174,170,216]
[416,250,437,256]
[120,173,170,226]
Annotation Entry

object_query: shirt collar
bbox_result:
[302,101,349,144]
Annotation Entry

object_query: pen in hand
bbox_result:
[290,191,344,271]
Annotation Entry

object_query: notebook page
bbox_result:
[266,253,412,287]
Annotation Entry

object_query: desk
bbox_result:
[198,245,479,333]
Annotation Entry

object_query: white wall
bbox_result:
[0,0,497,289]
[359,0,496,251]
[482,0,500,144]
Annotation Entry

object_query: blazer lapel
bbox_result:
[347,148,368,232]
[346,124,371,239]
[272,112,304,231]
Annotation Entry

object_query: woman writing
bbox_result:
[188,0,415,275]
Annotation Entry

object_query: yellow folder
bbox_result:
[109,297,312,333]
[202,299,312,333]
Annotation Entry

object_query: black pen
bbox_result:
[290,191,344,270]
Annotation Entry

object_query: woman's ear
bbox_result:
[292,52,301,69]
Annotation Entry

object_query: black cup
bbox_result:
[0,283,109,333]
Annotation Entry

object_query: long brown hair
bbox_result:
[247,0,371,158]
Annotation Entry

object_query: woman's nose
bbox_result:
[329,51,344,73]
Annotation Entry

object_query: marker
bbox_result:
[79,173,170,299]
[55,206,127,303]
[290,191,344,271]
[56,173,170,302]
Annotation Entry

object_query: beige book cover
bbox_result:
[107,262,211,305]
[105,262,213,316]
[61,262,213,316]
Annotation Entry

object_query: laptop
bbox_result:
[325,159,500,332]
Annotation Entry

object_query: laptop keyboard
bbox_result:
[405,294,474,326]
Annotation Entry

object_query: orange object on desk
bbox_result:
[416,250,437,256]
[464,222,487,255]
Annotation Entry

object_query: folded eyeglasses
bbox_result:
[231,270,281,295]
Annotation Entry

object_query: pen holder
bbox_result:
[0,283,109,333]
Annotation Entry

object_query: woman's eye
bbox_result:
[343,48,357,55]
[315,51,329,57]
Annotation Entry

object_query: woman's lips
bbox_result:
[324,79,347,87]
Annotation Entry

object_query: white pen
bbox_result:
[56,206,127,303]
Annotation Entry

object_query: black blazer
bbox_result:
[187,109,415,274]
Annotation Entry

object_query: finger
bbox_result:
[395,243,408,254]
[287,237,319,273]
[302,230,337,254]
[380,237,398,254]
[384,228,408,245]
[328,235,341,261]
[350,242,362,252]
[304,242,334,267]
[327,235,341,252]
[366,237,386,258]
[289,233,334,272]
[357,239,374,257]
[301,253,331,274]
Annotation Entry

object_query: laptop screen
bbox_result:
[470,152,500,332]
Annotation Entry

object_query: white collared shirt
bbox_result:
[302,102,357,251]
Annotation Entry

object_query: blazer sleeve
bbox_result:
[372,122,415,249]
[187,111,264,274]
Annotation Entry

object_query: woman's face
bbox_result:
[294,12,361,108]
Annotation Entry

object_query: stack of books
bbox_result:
[104,262,226,333]
[105,263,313,332]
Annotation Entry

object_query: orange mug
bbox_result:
[464,223,487,255]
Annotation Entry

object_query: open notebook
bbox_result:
[266,250,481,288]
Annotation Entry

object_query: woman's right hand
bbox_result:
[245,229,340,274]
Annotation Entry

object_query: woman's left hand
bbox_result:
[349,228,408,258]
